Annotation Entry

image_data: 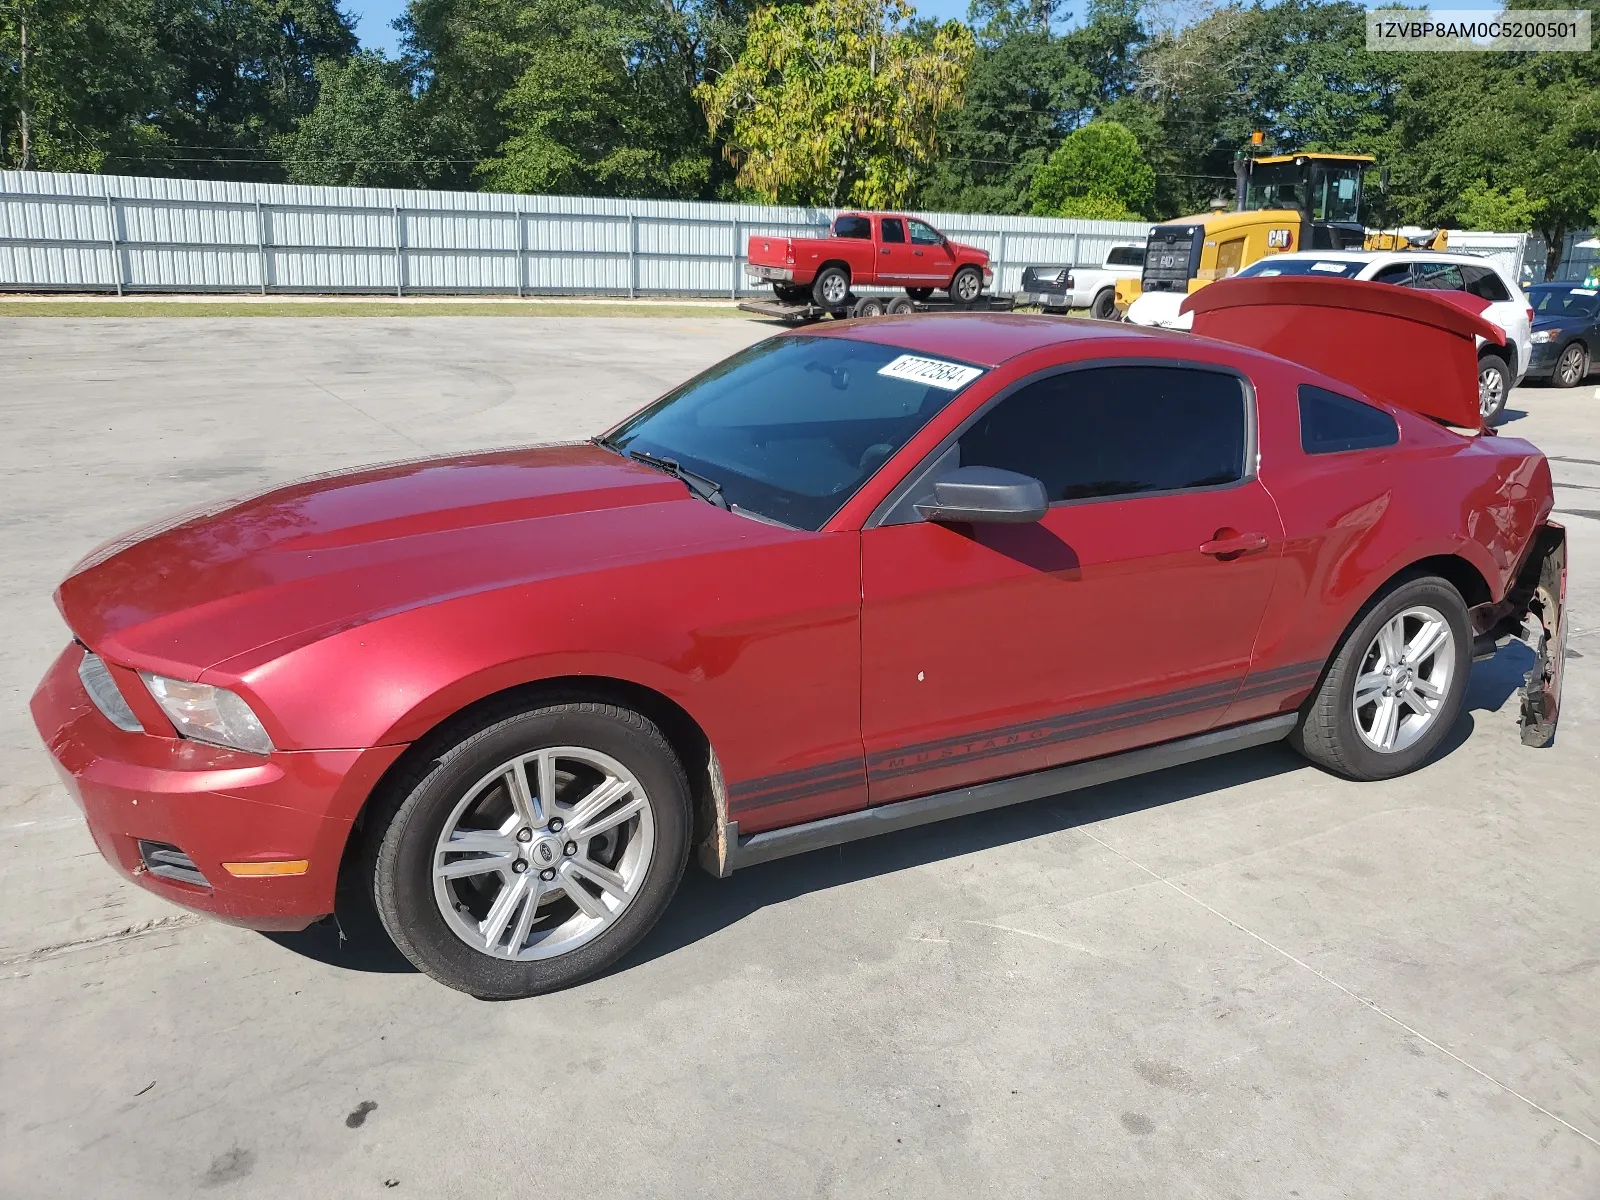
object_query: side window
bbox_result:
[834,216,871,239]
[908,220,944,246]
[1461,264,1512,301]
[880,218,906,244]
[1106,246,1143,267]
[1371,263,1414,286]
[1298,384,1399,454]
[958,366,1247,502]
[1409,262,1465,291]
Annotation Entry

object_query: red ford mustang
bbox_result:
[32,278,1566,998]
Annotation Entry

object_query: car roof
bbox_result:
[787,312,1196,368]
[1259,249,1507,271]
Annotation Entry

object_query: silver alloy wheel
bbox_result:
[1555,343,1586,386]
[1352,605,1455,753]
[954,270,981,302]
[819,272,848,305]
[1479,364,1504,416]
[432,746,654,961]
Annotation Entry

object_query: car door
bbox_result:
[907,218,956,286]
[859,362,1285,805]
[876,217,917,285]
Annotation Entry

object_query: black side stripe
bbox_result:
[725,659,1324,813]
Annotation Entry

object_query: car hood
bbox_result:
[57,443,771,676]
[1532,314,1587,332]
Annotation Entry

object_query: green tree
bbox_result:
[1456,180,1541,232]
[698,0,975,206]
[1028,118,1153,217]
[278,51,434,186]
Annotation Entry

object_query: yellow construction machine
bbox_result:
[1114,151,1447,321]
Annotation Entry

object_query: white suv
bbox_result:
[1130,250,1534,422]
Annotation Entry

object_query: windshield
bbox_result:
[1236,257,1363,279]
[1532,286,1600,317]
[605,336,983,530]
[1245,161,1363,223]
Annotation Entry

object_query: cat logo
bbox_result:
[1267,228,1294,249]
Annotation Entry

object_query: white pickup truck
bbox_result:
[1018,242,1145,319]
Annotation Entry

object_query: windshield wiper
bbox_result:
[624,449,730,510]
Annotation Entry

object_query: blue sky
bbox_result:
[348,0,1503,56]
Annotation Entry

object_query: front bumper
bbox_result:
[1527,339,1564,377]
[746,264,793,282]
[30,643,405,930]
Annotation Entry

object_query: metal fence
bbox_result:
[0,171,1153,298]
[0,171,1570,298]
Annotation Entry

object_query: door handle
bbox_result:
[882,248,891,254]
[1199,530,1268,559]
[914,250,924,256]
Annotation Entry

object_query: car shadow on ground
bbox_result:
[265,648,1531,980]
[1494,407,1530,425]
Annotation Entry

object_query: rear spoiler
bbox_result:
[1180,276,1506,431]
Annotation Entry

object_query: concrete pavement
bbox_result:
[2,316,1597,1198]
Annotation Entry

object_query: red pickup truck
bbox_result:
[746,213,993,308]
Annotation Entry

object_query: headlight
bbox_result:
[140,673,275,755]
[1530,329,1559,343]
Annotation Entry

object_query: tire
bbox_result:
[1090,288,1116,320]
[1290,575,1471,782]
[947,266,983,304]
[812,266,851,309]
[772,282,808,304]
[905,287,934,301]
[852,295,886,318]
[1478,352,1510,422]
[886,295,916,315]
[371,700,691,999]
[1552,341,1589,388]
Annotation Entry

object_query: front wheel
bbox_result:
[947,266,983,304]
[1552,341,1589,388]
[372,701,691,998]
[1478,353,1510,422]
[1290,576,1470,781]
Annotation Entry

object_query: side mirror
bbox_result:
[914,466,1049,524]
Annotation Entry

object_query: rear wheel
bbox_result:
[1552,341,1589,388]
[1291,576,1470,781]
[905,287,934,301]
[372,701,690,998]
[886,295,916,315]
[1478,353,1510,422]
[851,295,886,318]
[1090,288,1116,320]
[947,266,983,304]
[812,266,851,309]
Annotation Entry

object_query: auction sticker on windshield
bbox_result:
[877,355,985,390]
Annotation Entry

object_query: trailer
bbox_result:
[738,291,1017,323]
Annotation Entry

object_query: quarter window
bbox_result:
[957,366,1248,502]
[1298,384,1398,454]
[1461,264,1512,302]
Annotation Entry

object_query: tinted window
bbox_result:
[1299,385,1398,454]
[1106,245,1144,267]
[1461,264,1511,302]
[609,337,979,530]
[909,219,943,246]
[880,218,906,244]
[957,366,1247,502]
[1370,263,1413,285]
[834,216,871,239]
[1408,262,1465,291]
[1237,257,1363,279]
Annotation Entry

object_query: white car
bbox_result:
[1019,243,1144,320]
[1126,250,1534,421]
